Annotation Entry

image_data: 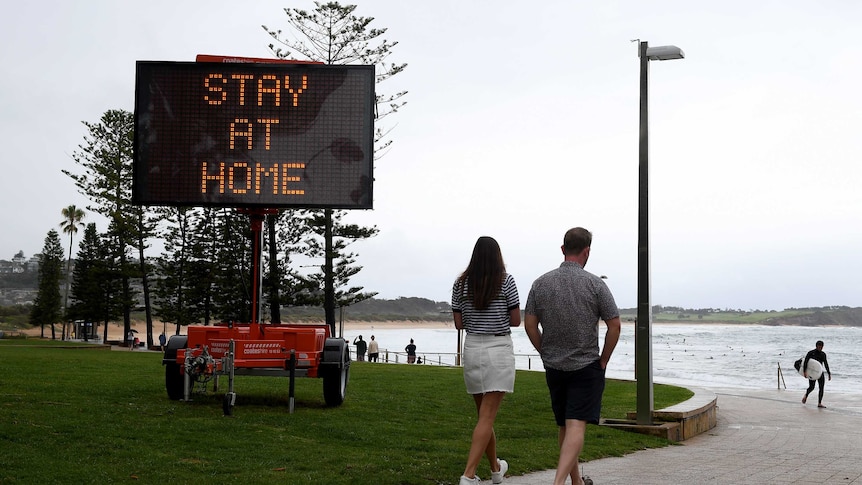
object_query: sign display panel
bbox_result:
[133,61,375,208]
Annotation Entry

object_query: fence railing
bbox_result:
[351,348,545,371]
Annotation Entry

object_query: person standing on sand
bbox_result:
[802,340,832,408]
[452,236,520,485]
[127,330,135,351]
[524,227,621,485]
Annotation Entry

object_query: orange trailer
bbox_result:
[162,321,350,414]
[160,209,350,415]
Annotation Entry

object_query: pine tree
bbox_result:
[186,207,221,327]
[153,207,201,331]
[30,230,65,339]
[263,2,406,332]
[68,223,122,340]
[64,109,154,345]
[211,209,254,322]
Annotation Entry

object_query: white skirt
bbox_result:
[463,333,515,394]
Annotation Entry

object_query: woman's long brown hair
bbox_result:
[458,236,505,310]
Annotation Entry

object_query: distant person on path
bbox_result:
[802,340,832,408]
[406,339,417,363]
[127,330,135,351]
[452,236,520,485]
[159,332,167,352]
[368,335,379,362]
[353,335,367,361]
[524,227,621,485]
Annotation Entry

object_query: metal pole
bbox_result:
[636,40,655,425]
[288,350,296,414]
[456,329,462,366]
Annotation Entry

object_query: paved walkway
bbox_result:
[506,388,862,485]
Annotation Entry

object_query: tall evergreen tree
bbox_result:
[153,207,201,331]
[98,222,127,342]
[30,230,65,339]
[303,210,378,306]
[210,209,254,322]
[132,204,158,347]
[68,223,121,340]
[263,2,406,332]
[64,109,153,345]
[186,207,221,327]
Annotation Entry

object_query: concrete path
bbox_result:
[506,388,862,485]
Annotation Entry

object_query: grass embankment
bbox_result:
[620,308,820,324]
[0,339,691,484]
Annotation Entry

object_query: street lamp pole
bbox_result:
[636,40,684,425]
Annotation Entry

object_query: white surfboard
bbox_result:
[797,357,823,380]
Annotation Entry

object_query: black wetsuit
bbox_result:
[803,349,831,404]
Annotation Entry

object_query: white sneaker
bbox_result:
[491,459,508,484]
[459,475,480,485]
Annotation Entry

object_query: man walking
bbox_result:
[802,340,832,408]
[524,227,621,485]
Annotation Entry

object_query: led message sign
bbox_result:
[133,61,375,208]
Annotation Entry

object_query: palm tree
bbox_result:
[60,204,85,339]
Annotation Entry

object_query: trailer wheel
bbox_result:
[163,336,189,400]
[322,340,350,406]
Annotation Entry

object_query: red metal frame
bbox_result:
[185,322,329,376]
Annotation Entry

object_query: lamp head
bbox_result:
[645,45,685,61]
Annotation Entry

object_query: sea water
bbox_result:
[352,323,862,395]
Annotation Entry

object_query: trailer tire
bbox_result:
[164,335,189,400]
[322,339,350,406]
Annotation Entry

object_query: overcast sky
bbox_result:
[2,0,861,311]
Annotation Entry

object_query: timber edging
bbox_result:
[601,387,718,442]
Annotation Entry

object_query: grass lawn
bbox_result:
[0,339,691,484]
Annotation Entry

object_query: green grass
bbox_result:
[620,308,815,324]
[0,340,690,484]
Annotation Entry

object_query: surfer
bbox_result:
[802,340,832,408]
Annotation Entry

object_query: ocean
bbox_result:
[351,323,862,395]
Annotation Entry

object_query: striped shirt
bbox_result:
[524,262,619,371]
[452,273,520,335]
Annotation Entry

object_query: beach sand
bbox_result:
[21,319,453,340]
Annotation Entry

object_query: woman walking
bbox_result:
[452,236,521,484]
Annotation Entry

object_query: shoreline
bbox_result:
[16,319,857,341]
[19,319,454,340]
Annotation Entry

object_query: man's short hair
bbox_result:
[563,227,592,255]
[816,340,824,347]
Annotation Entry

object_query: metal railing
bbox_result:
[350,348,544,371]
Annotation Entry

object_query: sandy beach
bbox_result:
[21,319,453,340]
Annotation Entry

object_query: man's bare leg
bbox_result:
[554,419,587,485]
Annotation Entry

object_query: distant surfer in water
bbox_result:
[802,340,832,408]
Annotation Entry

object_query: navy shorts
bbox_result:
[545,360,605,426]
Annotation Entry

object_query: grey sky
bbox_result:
[2,1,860,310]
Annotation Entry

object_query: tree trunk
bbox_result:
[121,252,132,346]
[324,209,335,335]
[63,232,73,340]
[267,213,281,323]
[140,253,153,347]
[137,215,154,348]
